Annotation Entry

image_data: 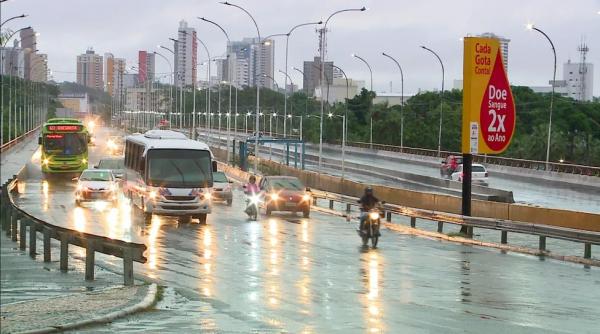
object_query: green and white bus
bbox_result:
[39,118,89,174]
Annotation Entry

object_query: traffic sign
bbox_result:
[462,37,515,154]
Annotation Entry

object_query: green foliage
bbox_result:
[170,84,599,166]
[1,75,60,144]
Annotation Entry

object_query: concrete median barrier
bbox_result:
[218,156,599,232]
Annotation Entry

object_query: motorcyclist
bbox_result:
[358,186,380,230]
[244,175,260,194]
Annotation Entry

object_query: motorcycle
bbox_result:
[244,192,261,221]
[357,208,383,248]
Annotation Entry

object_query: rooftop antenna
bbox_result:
[577,36,589,101]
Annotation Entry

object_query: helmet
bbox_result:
[249,175,256,183]
[365,186,373,194]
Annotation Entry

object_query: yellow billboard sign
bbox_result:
[462,37,516,154]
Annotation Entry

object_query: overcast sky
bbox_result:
[3,0,599,96]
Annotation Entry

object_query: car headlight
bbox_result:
[82,158,87,164]
[302,194,311,202]
[369,212,380,220]
[148,191,157,199]
[203,192,212,200]
[42,158,49,165]
[270,193,279,201]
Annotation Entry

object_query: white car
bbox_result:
[75,169,119,206]
[451,164,489,186]
[211,171,233,206]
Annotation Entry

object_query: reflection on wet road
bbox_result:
[14,128,600,332]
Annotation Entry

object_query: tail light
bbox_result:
[485,172,489,177]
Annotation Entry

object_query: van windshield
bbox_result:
[147,149,212,188]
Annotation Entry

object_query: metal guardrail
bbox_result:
[1,175,147,286]
[0,126,41,154]
[343,140,600,177]
[310,189,599,260]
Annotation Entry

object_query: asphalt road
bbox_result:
[8,127,600,333]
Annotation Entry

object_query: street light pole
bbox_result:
[293,67,308,140]
[527,24,556,170]
[221,1,262,172]
[280,21,322,138]
[198,17,234,159]
[351,53,374,148]
[420,45,444,156]
[279,69,294,137]
[382,52,405,151]
[154,51,173,128]
[332,65,349,178]
[318,7,366,173]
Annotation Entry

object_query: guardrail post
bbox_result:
[123,248,134,286]
[29,221,37,258]
[437,221,443,233]
[313,197,317,206]
[60,233,69,272]
[501,231,508,244]
[329,200,334,210]
[43,228,51,262]
[85,241,96,281]
[584,243,591,259]
[539,236,546,252]
[19,218,27,250]
[346,203,351,213]
[386,211,392,222]
[410,217,416,228]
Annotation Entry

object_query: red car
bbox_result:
[440,155,463,178]
[259,176,312,218]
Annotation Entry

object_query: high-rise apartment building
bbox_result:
[479,32,510,72]
[138,50,155,85]
[19,27,36,80]
[174,20,197,87]
[77,49,103,90]
[104,53,115,94]
[0,40,25,78]
[225,37,274,89]
[303,56,333,97]
[30,53,48,82]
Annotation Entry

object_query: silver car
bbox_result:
[211,171,233,206]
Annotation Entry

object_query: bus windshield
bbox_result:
[147,149,212,188]
[44,133,87,155]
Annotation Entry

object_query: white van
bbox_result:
[123,130,215,223]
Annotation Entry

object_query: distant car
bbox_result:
[95,158,125,179]
[211,171,233,205]
[440,155,463,178]
[107,136,124,156]
[260,176,311,218]
[451,164,489,186]
[75,169,118,206]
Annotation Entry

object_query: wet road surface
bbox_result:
[11,128,600,333]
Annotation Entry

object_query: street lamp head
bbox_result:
[317,20,323,24]
[287,114,292,118]
[361,7,367,11]
[247,112,252,116]
[526,23,534,30]
[328,112,333,118]
[351,53,356,58]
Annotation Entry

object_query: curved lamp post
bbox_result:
[382,52,405,151]
[221,1,262,172]
[527,23,556,170]
[420,45,444,156]
[317,7,366,173]
[351,53,374,148]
